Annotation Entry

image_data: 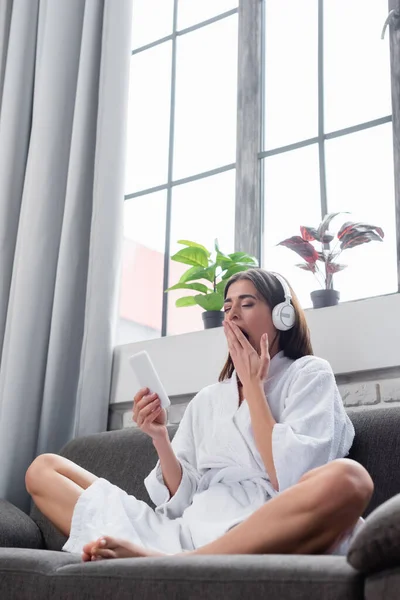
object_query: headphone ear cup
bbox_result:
[272,302,296,331]
[272,303,285,330]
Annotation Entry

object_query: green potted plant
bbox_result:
[166,239,259,329]
[277,212,384,309]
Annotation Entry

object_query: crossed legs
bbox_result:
[25,455,373,561]
[83,458,373,560]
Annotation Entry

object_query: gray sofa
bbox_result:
[1,406,400,600]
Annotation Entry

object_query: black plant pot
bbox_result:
[310,289,340,309]
[202,310,224,329]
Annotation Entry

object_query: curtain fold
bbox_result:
[0,0,132,511]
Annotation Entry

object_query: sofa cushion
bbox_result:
[347,407,400,516]
[0,550,362,600]
[0,548,81,600]
[347,493,400,574]
[0,500,43,549]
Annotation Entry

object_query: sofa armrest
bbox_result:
[0,499,43,549]
[348,493,400,575]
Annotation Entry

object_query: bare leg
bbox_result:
[190,458,373,556]
[85,458,373,560]
[25,454,98,541]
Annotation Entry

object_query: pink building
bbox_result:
[119,238,205,339]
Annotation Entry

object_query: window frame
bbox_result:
[124,0,400,339]
[126,2,238,336]
[235,0,399,294]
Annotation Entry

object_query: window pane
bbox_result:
[325,124,397,302]
[173,16,238,180]
[131,0,174,49]
[262,146,322,309]
[324,0,391,132]
[117,192,167,344]
[167,170,235,335]
[178,0,238,30]
[125,43,172,194]
[263,0,318,150]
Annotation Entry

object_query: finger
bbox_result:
[260,333,268,357]
[229,322,251,349]
[82,552,91,562]
[139,407,163,428]
[133,387,149,405]
[223,321,240,354]
[133,393,157,421]
[144,406,163,425]
[137,400,162,427]
[136,393,158,412]
[132,388,150,419]
[139,397,161,420]
[259,334,270,379]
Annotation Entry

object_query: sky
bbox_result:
[121,0,397,338]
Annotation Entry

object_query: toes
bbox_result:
[82,542,94,553]
[82,539,100,554]
[93,548,117,559]
[97,536,118,550]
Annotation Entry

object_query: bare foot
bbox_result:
[82,536,166,561]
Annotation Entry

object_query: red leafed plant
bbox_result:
[277,212,384,290]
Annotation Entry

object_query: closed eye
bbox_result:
[224,304,254,312]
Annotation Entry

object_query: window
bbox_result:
[119,1,238,343]
[259,0,396,309]
[119,1,399,342]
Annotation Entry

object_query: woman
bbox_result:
[25,269,373,561]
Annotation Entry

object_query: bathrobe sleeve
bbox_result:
[271,359,355,492]
[144,395,202,518]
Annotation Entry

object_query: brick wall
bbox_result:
[336,366,400,409]
[338,380,400,407]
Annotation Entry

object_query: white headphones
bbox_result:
[270,272,296,332]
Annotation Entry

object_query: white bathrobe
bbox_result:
[63,351,356,555]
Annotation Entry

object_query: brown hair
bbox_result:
[219,268,313,381]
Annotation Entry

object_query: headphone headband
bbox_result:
[271,272,292,302]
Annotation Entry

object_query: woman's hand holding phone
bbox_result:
[132,387,167,441]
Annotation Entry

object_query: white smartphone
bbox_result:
[129,350,171,409]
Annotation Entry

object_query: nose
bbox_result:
[226,305,240,321]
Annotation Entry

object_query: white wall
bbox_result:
[110,293,400,406]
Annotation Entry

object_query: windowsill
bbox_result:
[303,290,399,311]
[110,292,400,405]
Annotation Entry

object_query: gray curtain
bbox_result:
[0,0,132,511]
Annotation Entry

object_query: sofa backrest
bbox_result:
[30,426,161,550]
[30,406,400,550]
[347,407,400,516]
